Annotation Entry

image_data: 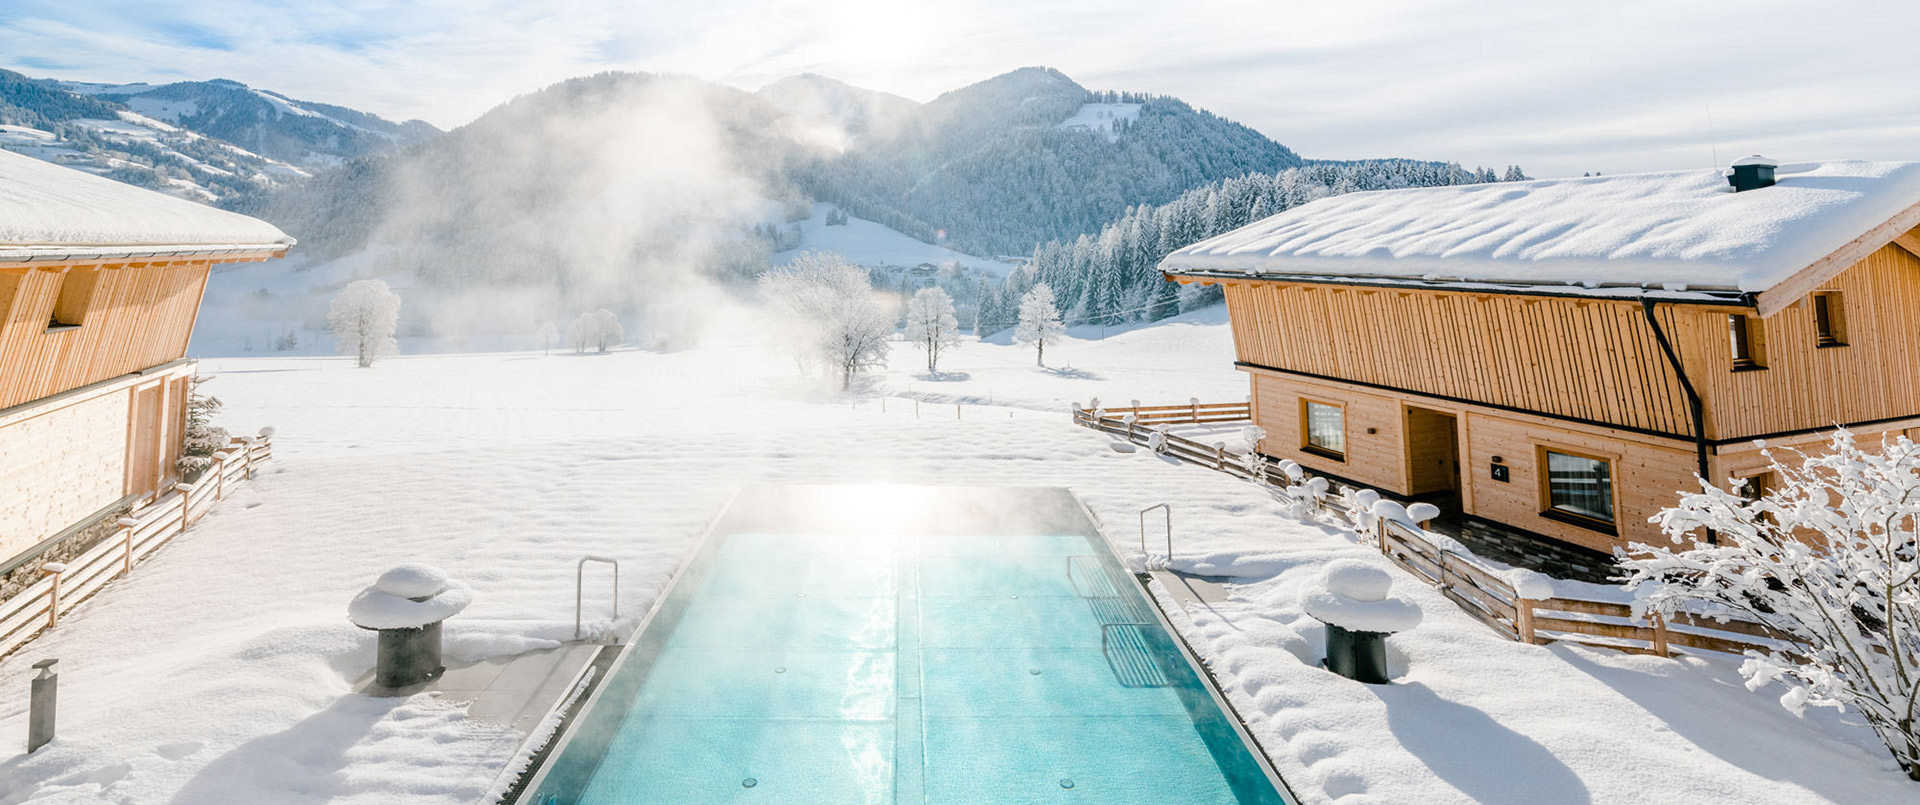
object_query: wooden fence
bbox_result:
[0,435,272,661]
[1074,401,1787,659]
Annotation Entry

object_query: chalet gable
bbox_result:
[1161,160,1920,316]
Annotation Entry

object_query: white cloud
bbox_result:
[3,0,1918,176]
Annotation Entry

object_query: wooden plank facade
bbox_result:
[0,251,278,566]
[1178,234,1920,554]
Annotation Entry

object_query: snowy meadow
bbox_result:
[0,308,1910,804]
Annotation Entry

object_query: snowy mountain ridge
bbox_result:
[0,68,438,203]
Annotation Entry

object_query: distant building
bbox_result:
[0,149,291,580]
[1163,158,1920,553]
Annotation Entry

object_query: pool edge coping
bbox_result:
[503,487,742,803]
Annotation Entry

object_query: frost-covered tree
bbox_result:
[535,322,559,356]
[327,279,400,368]
[174,375,229,483]
[760,251,891,390]
[904,287,961,373]
[1014,282,1065,367]
[1622,430,1920,779]
[567,309,623,354]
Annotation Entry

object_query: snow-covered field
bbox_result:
[772,202,1018,276]
[0,307,1910,803]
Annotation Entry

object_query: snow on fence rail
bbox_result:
[1072,401,1785,659]
[0,435,272,661]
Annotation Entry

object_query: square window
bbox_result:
[1301,399,1345,460]
[1543,449,1614,524]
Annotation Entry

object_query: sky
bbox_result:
[3,0,1919,177]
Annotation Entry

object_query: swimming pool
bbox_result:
[519,486,1293,804]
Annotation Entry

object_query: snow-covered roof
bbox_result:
[1162,160,1920,297]
[0,147,292,262]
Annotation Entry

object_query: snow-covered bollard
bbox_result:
[348,564,472,692]
[1302,559,1421,684]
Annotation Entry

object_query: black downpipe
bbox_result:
[1641,298,1717,544]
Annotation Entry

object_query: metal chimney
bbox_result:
[1728,155,1778,192]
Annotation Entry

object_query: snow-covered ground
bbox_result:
[0,307,1911,803]
[1057,102,1142,143]
[773,202,1018,276]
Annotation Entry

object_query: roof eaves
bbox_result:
[1161,267,1755,307]
[0,242,292,264]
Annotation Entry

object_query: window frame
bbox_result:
[1811,291,1847,348]
[1536,445,1618,534]
[1299,398,1347,462]
[1727,313,1767,372]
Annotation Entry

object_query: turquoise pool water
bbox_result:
[527,500,1289,804]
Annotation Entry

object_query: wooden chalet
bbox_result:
[0,149,291,577]
[1162,157,1920,553]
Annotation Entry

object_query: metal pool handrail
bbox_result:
[1140,503,1171,561]
[575,556,619,640]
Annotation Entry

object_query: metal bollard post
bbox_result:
[28,659,56,753]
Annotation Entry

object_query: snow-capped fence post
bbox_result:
[349,565,472,692]
[1213,442,1226,471]
[27,659,56,754]
[1650,613,1669,657]
[1190,397,1200,422]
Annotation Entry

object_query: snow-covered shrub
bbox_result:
[1621,429,1920,780]
[904,287,961,373]
[568,309,623,353]
[759,251,890,390]
[1240,425,1267,455]
[1341,488,1382,538]
[1014,283,1065,367]
[328,280,401,367]
[175,375,228,483]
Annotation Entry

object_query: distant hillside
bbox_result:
[0,69,437,202]
[982,160,1528,333]
[793,67,1304,256]
[67,78,439,166]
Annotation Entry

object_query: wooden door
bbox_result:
[126,383,165,498]
[1405,406,1461,499]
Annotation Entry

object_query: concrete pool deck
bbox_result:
[355,642,606,733]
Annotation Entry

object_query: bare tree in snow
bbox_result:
[904,286,961,373]
[1622,429,1920,780]
[328,279,401,368]
[1014,282,1065,367]
[568,309,623,353]
[535,321,559,356]
[760,251,891,390]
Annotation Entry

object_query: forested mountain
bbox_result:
[67,79,440,166]
[230,71,815,317]
[210,66,1522,347]
[794,67,1303,256]
[233,67,1307,280]
[754,74,919,148]
[0,69,436,202]
[976,160,1527,333]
